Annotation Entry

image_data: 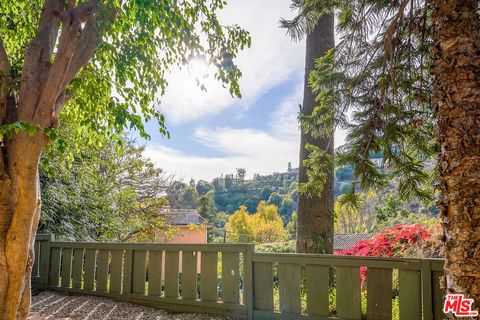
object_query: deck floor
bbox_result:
[29,291,235,320]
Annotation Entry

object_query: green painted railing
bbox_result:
[32,234,445,320]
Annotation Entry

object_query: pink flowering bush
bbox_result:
[336,224,442,288]
[336,224,433,257]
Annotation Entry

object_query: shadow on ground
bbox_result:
[29,291,234,320]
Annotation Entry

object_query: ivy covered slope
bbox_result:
[0,0,250,318]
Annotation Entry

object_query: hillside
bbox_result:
[167,153,438,232]
[167,163,361,222]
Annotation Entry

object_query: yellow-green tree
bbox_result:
[226,201,285,244]
[226,205,254,243]
[252,201,286,243]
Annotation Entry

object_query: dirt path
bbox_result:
[29,291,235,320]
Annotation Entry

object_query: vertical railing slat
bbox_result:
[49,247,61,287]
[432,271,444,320]
[244,245,254,320]
[72,248,84,289]
[182,250,197,300]
[33,240,41,278]
[367,267,393,320]
[253,262,273,311]
[305,265,329,317]
[132,250,147,295]
[123,246,133,298]
[399,269,422,320]
[222,252,240,304]
[336,266,362,320]
[96,250,109,293]
[39,234,54,289]
[164,250,179,298]
[83,249,97,291]
[109,250,123,294]
[60,248,73,288]
[278,263,301,314]
[200,251,218,302]
[148,250,163,297]
[421,260,433,320]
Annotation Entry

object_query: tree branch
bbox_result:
[0,38,9,77]
[384,0,410,63]
[0,37,11,125]
[71,0,99,20]
[35,0,116,126]
[33,4,90,127]
[63,1,117,88]
[17,0,64,122]
[62,17,99,91]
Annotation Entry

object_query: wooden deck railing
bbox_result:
[32,234,445,320]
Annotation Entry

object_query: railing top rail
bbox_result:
[50,241,254,253]
[251,252,440,270]
[35,234,55,241]
[430,258,445,271]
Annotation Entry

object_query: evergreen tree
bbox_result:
[196,190,217,222]
[236,168,246,182]
[291,0,480,301]
[282,3,335,254]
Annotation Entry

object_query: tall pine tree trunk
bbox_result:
[432,0,480,302]
[296,13,335,254]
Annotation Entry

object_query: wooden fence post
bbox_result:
[38,233,55,290]
[244,244,254,320]
[421,259,433,320]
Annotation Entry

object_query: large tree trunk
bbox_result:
[432,0,480,304]
[0,1,102,318]
[0,133,46,319]
[296,13,335,254]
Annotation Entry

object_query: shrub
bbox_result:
[336,224,443,290]
[337,224,434,258]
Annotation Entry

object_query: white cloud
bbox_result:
[145,127,298,181]
[158,0,305,123]
[143,1,348,180]
[145,84,347,181]
[270,84,303,138]
[146,86,302,180]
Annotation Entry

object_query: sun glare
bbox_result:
[188,57,209,79]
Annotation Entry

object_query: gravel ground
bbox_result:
[28,291,237,320]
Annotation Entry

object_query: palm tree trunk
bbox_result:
[432,0,480,302]
[296,13,335,254]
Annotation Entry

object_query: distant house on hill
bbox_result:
[159,208,208,244]
[333,233,372,252]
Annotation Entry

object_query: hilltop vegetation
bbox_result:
[167,153,438,231]
[167,167,299,222]
[41,138,438,243]
[167,163,363,222]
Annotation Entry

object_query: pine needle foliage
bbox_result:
[284,0,437,202]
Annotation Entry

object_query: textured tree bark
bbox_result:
[296,13,335,254]
[432,0,480,304]
[0,133,45,319]
[0,1,102,318]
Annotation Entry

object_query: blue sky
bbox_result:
[143,0,346,181]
